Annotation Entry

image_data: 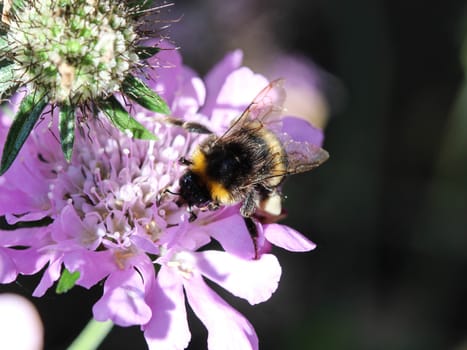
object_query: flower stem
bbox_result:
[67,319,113,350]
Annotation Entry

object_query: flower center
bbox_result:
[4,0,139,104]
[166,251,195,279]
[46,119,189,259]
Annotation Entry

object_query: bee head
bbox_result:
[179,171,211,207]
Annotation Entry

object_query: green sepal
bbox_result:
[99,95,157,140]
[135,46,160,60]
[0,36,7,51]
[56,268,80,294]
[12,0,25,8]
[122,75,170,115]
[0,63,17,100]
[0,36,11,65]
[58,103,75,162]
[0,92,48,175]
[11,0,25,11]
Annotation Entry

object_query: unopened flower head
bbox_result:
[4,0,139,103]
[0,48,325,349]
[0,0,171,173]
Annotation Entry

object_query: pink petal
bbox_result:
[0,249,17,283]
[216,67,269,106]
[10,247,49,276]
[54,204,79,237]
[184,274,258,350]
[142,42,182,104]
[171,70,206,117]
[208,67,269,131]
[204,210,256,259]
[281,116,324,146]
[0,227,46,247]
[63,250,115,289]
[2,157,49,196]
[194,251,281,305]
[201,50,243,116]
[263,224,316,252]
[0,185,49,219]
[93,268,152,327]
[143,266,190,350]
[33,256,62,297]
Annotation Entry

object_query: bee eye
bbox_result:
[179,172,211,206]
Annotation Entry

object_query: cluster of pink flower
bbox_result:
[0,47,322,349]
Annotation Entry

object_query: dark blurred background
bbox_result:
[4,0,467,349]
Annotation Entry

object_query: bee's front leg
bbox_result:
[207,202,220,211]
[199,202,219,212]
[188,206,197,222]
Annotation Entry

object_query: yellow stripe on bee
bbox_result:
[209,181,233,203]
[190,149,208,175]
[261,130,287,187]
[190,149,233,204]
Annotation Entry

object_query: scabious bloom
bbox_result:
[0,46,323,349]
[0,0,171,173]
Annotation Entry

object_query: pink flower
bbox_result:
[0,48,321,349]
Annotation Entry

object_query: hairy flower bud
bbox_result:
[4,0,139,103]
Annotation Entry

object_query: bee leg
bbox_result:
[156,191,164,206]
[240,192,258,218]
[244,217,259,260]
[188,206,197,222]
[207,202,220,211]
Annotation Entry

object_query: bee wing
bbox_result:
[218,79,286,140]
[281,136,329,174]
[240,137,328,189]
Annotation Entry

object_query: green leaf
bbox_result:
[135,46,160,60]
[122,75,170,115]
[0,63,18,100]
[56,268,80,294]
[0,92,48,175]
[99,95,157,140]
[58,103,75,162]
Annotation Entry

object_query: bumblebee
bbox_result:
[175,79,329,221]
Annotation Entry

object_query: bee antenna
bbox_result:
[165,189,180,196]
[156,187,180,206]
[179,157,192,166]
